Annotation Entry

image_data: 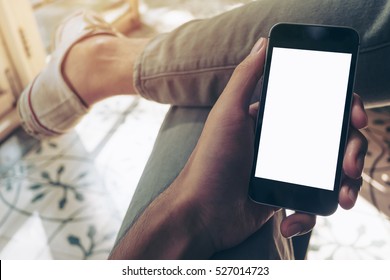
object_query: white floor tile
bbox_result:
[308,197,390,260]
[0,212,53,260]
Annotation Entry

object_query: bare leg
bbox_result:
[63,36,150,106]
[17,10,151,138]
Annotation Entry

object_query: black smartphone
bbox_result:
[249,23,360,216]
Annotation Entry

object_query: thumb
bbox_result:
[220,38,267,111]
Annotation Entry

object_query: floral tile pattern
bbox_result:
[2,101,390,260]
[309,198,390,260]
[0,96,169,259]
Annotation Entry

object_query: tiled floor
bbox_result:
[0,0,390,260]
[0,96,169,259]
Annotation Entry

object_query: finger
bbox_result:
[221,38,267,111]
[350,93,368,129]
[280,212,316,238]
[343,127,368,179]
[339,176,363,209]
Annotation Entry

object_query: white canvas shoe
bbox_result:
[18,10,121,138]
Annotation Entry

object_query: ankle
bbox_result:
[63,35,135,106]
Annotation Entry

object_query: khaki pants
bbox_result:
[115,0,390,259]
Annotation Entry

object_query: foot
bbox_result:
[17,10,149,138]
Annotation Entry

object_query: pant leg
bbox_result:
[113,106,294,259]
[135,0,390,108]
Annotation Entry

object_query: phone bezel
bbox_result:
[249,23,360,216]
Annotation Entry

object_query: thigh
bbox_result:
[114,107,209,244]
[113,106,294,259]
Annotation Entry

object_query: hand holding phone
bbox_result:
[250,23,360,216]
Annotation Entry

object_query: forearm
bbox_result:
[109,178,214,259]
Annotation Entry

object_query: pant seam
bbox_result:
[138,40,390,82]
[360,41,390,53]
[139,64,238,81]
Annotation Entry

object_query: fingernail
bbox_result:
[356,152,365,175]
[250,38,265,54]
[286,224,302,239]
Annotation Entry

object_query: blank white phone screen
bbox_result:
[255,47,352,191]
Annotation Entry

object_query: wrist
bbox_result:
[166,177,216,259]
[109,174,215,259]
